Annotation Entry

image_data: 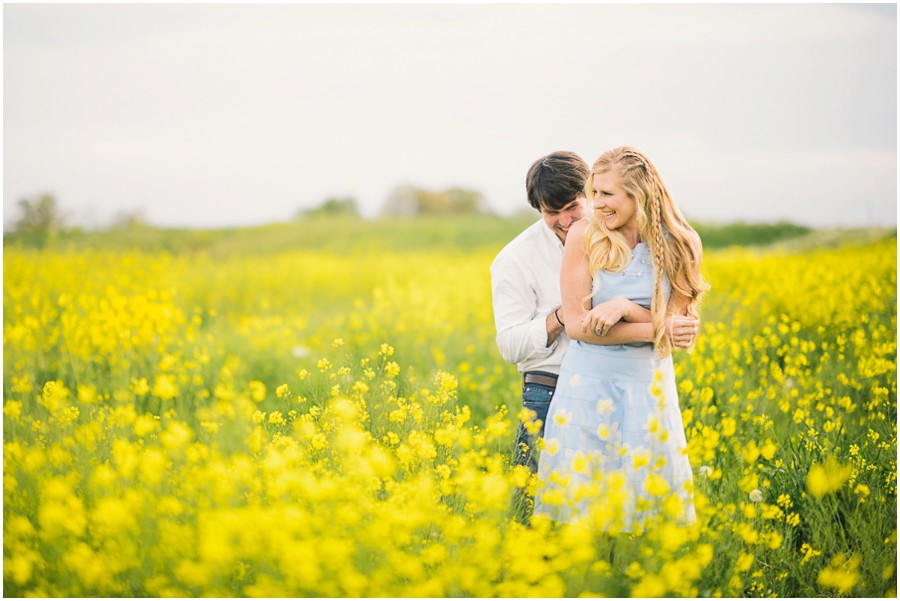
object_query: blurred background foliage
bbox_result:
[5,192,893,257]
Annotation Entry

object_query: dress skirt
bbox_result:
[532,339,695,532]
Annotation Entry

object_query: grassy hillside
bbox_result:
[5,214,894,257]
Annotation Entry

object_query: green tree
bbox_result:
[110,209,150,230]
[380,185,490,217]
[300,197,360,218]
[12,193,66,245]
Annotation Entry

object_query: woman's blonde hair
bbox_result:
[584,146,709,357]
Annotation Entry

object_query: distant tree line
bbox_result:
[9,185,492,245]
[298,185,491,219]
[298,196,360,218]
[692,221,812,247]
[7,191,820,253]
[6,194,156,248]
[379,185,490,217]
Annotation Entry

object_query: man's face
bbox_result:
[540,195,585,244]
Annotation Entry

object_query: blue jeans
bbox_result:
[512,373,555,522]
[513,376,554,474]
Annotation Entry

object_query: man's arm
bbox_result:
[491,256,563,364]
[544,306,566,347]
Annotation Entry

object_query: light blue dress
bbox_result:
[533,242,695,531]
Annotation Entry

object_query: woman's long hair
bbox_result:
[584,146,709,357]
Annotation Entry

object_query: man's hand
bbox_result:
[667,315,699,349]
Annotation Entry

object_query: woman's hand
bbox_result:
[581,297,629,337]
[667,314,699,349]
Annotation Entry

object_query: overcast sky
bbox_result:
[4,3,897,229]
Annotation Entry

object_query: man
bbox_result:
[490,151,589,485]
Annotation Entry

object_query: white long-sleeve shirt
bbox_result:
[490,218,570,375]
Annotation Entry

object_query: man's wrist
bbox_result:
[554,308,564,327]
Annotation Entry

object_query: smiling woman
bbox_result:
[592,170,636,234]
[534,146,708,531]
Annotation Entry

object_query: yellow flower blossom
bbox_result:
[807,456,852,498]
[151,374,179,401]
[644,473,670,497]
[249,380,267,402]
[735,551,755,573]
[553,410,571,426]
[160,422,193,450]
[817,554,861,594]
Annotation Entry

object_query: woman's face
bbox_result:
[592,171,636,232]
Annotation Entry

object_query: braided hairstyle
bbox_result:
[583,146,709,357]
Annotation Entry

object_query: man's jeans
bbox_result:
[512,374,555,522]
[513,381,554,472]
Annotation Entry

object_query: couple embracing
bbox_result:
[491,147,709,529]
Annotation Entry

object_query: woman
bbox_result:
[533,146,708,531]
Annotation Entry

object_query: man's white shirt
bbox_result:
[490,218,570,375]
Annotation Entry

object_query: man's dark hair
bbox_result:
[525,151,589,212]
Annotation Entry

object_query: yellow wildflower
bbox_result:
[807,456,852,498]
[817,553,861,594]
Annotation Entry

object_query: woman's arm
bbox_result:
[561,220,699,348]
[561,221,654,345]
[581,296,651,338]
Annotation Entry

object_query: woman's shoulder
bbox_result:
[570,217,592,239]
[567,218,598,252]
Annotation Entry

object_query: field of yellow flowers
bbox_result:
[3,224,896,597]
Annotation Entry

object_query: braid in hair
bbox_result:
[648,176,672,357]
[586,146,710,357]
[612,147,672,357]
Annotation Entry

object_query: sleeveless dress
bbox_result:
[532,242,695,532]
